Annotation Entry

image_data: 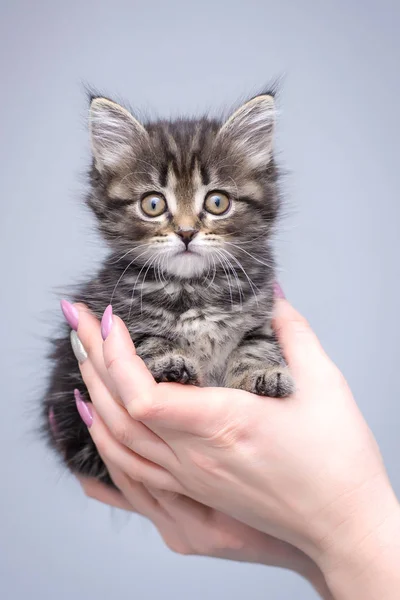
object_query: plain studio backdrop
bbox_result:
[1,1,399,599]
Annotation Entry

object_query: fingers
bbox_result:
[76,475,133,511]
[87,406,184,494]
[76,472,170,526]
[101,461,168,521]
[147,486,211,523]
[75,305,115,393]
[273,298,336,383]
[102,314,157,413]
[79,356,178,470]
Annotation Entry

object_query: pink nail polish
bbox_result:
[60,300,79,331]
[74,389,93,428]
[273,282,285,299]
[101,305,113,340]
[49,407,59,436]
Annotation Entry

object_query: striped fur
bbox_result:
[42,93,294,485]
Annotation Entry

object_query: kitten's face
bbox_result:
[88,95,279,279]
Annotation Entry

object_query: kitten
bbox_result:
[43,92,294,485]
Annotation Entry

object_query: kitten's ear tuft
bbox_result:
[89,98,148,174]
[217,95,275,169]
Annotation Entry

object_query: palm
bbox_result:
[79,476,307,570]
[162,499,307,570]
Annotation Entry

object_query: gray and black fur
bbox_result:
[43,92,294,486]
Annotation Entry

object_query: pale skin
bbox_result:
[72,298,400,600]
[77,477,332,598]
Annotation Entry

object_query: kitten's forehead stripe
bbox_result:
[200,164,210,186]
[158,162,169,188]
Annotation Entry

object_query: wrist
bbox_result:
[294,558,333,600]
[257,544,333,600]
[316,485,400,600]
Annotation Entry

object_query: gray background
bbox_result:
[1,1,399,598]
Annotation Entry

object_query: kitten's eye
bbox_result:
[204,192,231,216]
[141,193,167,217]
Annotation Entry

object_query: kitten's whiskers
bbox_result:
[205,254,217,290]
[110,248,151,305]
[109,243,153,265]
[140,255,158,314]
[216,249,243,310]
[128,253,157,319]
[224,242,273,268]
[214,250,235,311]
[220,248,259,307]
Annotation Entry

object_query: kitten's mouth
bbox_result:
[178,247,198,255]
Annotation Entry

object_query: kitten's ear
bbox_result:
[89,97,149,174]
[217,95,275,169]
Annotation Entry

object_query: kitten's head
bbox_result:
[87,93,279,279]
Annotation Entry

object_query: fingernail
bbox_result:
[70,330,88,363]
[74,389,93,428]
[61,299,79,331]
[273,282,286,299]
[101,305,113,340]
[49,407,59,436]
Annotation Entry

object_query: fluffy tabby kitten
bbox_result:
[43,91,294,485]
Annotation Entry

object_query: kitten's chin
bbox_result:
[164,251,209,279]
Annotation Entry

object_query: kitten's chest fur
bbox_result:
[173,307,249,385]
[106,276,270,387]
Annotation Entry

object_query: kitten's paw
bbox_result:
[230,366,294,398]
[252,366,295,398]
[149,354,200,385]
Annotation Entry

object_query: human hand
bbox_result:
[77,472,332,599]
[72,305,334,599]
[74,298,400,599]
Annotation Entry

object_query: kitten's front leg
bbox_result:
[136,336,201,385]
[225,328,295,398]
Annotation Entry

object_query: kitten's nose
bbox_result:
[177,229,198,249]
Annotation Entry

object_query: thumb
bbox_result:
[273,298,334,382]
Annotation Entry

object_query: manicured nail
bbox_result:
[49,407,59,436]
[70,330,88,363]
[273,282,285,299]
[101,305,113,340]
[74,389,93,428]
[60,299,79,331]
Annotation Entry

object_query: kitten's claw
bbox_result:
[252,367,294,398]
[229,366,294,398]
[149,354,200,385]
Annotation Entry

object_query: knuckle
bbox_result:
[127,462,144,484]
[165,540,193,556]
[84,488,97,500]
[148,487,178,502]
[128,383,168,421]
[213,532,245,554]
[127,398,153,422]
[81,368,97,392]
[80,481,99,501]
[106,354,125,375]
[106,351,136,375]
[158,473,180,494]
[187,447,222,478]
[111,421,132,447]
[209,413,250,450]
[93,436,109,459]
